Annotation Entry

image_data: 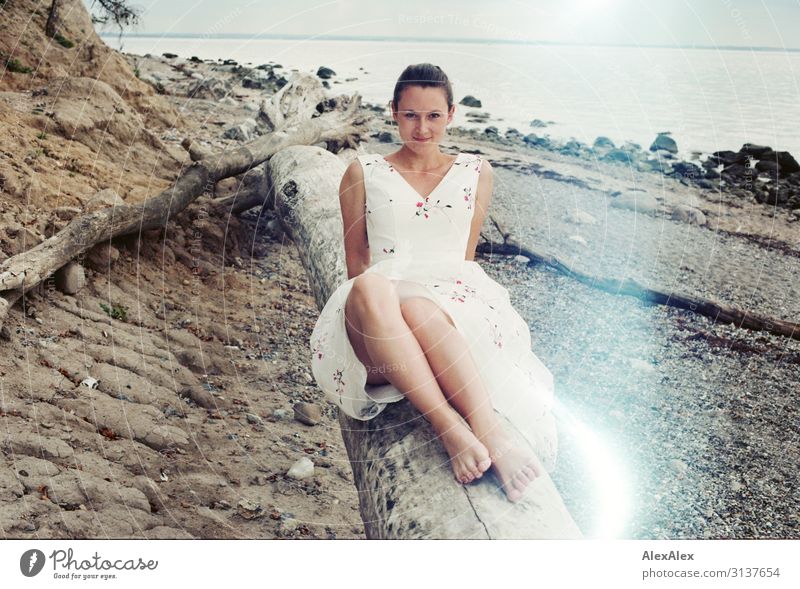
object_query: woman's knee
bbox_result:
[400,297,455,329]
[347,274,399,319]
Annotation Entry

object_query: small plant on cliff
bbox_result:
[3,57,33,74]
[99,302,129,322]
[54,33,74,48]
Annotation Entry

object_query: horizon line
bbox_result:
[98,32,800,53]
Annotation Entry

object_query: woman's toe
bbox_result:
[523,465,538,481]
[513,472,530,492]
[506,486,521,502]
[478,458,492,472]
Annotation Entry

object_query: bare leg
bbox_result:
[344,275,490,483]
[400,296,543,502]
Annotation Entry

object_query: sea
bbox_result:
[105,35,800,160]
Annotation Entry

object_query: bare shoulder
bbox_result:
[343,157,365,182]
[478,157,493,176]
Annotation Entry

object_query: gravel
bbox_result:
[477,166,800,539]
[489,165,800,323]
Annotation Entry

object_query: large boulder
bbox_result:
[649,132,678,154]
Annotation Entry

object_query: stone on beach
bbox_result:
[650,132,678,154]
[287,457,315,480]
[671,204,707,226]
[611,191,660,215]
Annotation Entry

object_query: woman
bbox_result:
[310,63,557,502]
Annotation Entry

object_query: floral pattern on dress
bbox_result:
[333,368,345,406]
[462,186,473,210]
[432,278,477,303]
[484,317,503,349]
[311,333,327,360]
[415,198,452,219]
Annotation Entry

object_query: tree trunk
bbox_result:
[478,217,800,341]
[269,145,583,539]
[46,0,60,39]
[0,75,368,327]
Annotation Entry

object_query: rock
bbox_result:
[671,161,703,181]
[562,209,597,225]
[755,160,780,178]
[513,254,530,264]
[237,499,264,519]
[54,261,85,295]
[523,133,550,148]
[560,139,585,157]
[375,131,395,143]
[85,242,120,271]
[708,150,747,167]
[601,148,634,163]
[611,191,659,214]
[245,413,263,425]
[593,136,615,149]
[316,66,336,79]
[187,77,232,100]
[721,163,752,182]
[162,53,178,59]
[739,143,772,158]
[649,132,678,154]
[272,408,292,420]
[529,118,548,128]
[758,150,800,175]
[483,126,499,136]
[223,119,257,142]
[219,96,237,106]
[293,402,321,425]
[286,457,314,480]
[459,95,482,107]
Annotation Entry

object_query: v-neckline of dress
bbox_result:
[382,152,462,201]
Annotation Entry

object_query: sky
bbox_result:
[86,0,800,50]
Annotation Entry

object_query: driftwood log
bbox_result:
[477,217,800,341]
[0,74,369,328]
[269,144,583,539]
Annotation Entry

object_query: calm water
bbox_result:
[108,36,800,158]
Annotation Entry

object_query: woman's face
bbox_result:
[391,85,455,152]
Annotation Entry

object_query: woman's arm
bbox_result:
[340,159,370,279]
[464,158,494,261]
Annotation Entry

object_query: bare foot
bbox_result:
[437,420,492,484]
[480,430,542,502]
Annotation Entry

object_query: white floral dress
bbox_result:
[309,151,558,472]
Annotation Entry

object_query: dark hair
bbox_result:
[392,63,453,112]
